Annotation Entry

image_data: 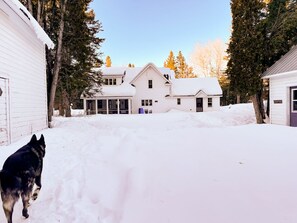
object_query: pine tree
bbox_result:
[262,0,297,68]
[57,0,103,117]
[227,0,265,123]
[19,0,104,119]
[175,51,195,78]
[164,51,176,71]
[106,56,112,67]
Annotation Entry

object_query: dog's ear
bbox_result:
[29,134,37,144]
[38,134,45,147]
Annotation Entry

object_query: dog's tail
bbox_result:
[0,170,22,192]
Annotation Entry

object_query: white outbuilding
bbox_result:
[0,0,54,145]
[263,45,297,127]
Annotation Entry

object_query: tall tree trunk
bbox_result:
[62,89,71,117]
[27,0,33,14]
[236,94,240,104]
[251,93,265,124]
[37,0,43,26]
[48,0,67,125]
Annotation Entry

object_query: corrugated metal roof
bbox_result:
[262,45,297,77]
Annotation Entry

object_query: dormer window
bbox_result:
[103,78,117,85]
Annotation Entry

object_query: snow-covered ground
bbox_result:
[1,103,297,223]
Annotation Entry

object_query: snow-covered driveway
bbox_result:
[1,104,297,223]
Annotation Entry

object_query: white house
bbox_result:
[81,63,222,115]
[0,0,54,145]
[262,45,297,127]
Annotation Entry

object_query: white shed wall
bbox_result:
[269,72,297,125]
[0,1,47,144]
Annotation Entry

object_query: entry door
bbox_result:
[196,98,203,112]
[0,78,9,145]
[290,87,297,126]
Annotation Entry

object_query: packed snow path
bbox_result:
[1,104,297,223]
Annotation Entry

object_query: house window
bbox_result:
[177,98,181,105]
[148,80,153,89]
[208,98,213,107]
[292,89,297,112]
[141,99,153,106]
[103,78,117,85]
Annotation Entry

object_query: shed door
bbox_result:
[0,78,9,145]
[196,98,203,112]
[290,87,297,127]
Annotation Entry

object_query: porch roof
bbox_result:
[88,83,136,97]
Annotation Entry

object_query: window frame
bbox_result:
[148,80,153,89]
[103,78,117,86]
[292,89,297,112]
[141,99,153,106]
[208,98,213,107]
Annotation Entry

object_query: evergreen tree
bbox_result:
[57,0,104,116]
[227,0,265,123]
[19,0,104,119]
[164,50,176,71]
[175,51,195,78]
[262,0,297,68]
[106,55,112,67]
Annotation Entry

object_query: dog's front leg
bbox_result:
[32,175,41,201]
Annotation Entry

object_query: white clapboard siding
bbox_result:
[0,1,48,143]
[0,78,8,145]
[269,73,297,125]
[132,66,172,113]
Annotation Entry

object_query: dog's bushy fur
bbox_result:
[0,134,46,223]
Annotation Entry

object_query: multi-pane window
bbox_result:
[208,98,213,107]
[141,99,153,106]
[148,80,153,89]
[103,78,117,85]
[177,98,181,105]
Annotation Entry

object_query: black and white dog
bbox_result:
[0,134,46,223]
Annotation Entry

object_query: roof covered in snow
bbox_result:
[89,83,136,97]
[171,77,222,96]
[98,65,175,82]
[7,0,54,48]
[262,45,297,78]
[130,63,174,84]
[86,65,221,98]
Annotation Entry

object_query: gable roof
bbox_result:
[130,63,174,84]
[171,77,222,96]
[262,45,297,78]
[5,0,54,48]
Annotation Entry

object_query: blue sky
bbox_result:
[90,0,231,67]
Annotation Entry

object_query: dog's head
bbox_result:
[29,134,46,157]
